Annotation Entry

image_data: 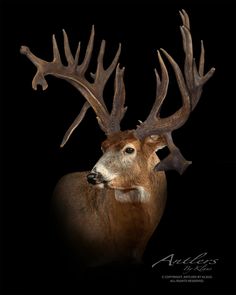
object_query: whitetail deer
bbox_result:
[20,10,215,267]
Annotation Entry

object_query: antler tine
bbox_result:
[146,50,169,122]
[92,40,121,105]
[135,50,169,137]
[199,40,205,77]
[52,34,62,64]
[78,25,95,74]
[62,29,75,66]
[179,9,190,29]
[136,49,191,138]
[102,43,121,79]
[74,42,81,70]
[109,64,127,133]
[180,25,194,96]
[180,25,215,110]
[160,47,191,127]
[60,102,90,148]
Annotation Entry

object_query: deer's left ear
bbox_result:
[143,135,167,154]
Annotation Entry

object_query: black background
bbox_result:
[0,0,235,294]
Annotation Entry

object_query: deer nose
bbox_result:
[87,172,104,185]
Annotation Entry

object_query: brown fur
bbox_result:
[53,131,167,267]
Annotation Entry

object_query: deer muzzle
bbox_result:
[87,171,104,185]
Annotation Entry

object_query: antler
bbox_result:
[20,26,127,147]
[135,9,215,174]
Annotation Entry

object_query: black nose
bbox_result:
[87,173,97,184]
[87,172,103,185]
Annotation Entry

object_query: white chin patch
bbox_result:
[95,183,105,189]
[114,186,149,203]
[93,163,118,183]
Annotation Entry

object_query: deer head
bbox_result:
[20,10,215,184]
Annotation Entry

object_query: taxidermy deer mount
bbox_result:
[20,10,215,267]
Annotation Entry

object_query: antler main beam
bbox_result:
[135,9,215,174]
[20,26,127,146]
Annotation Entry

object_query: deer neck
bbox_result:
[113,154,162,203]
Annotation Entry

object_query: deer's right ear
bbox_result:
[143,135,167,154]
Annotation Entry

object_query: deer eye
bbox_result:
[125,147,135,154]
